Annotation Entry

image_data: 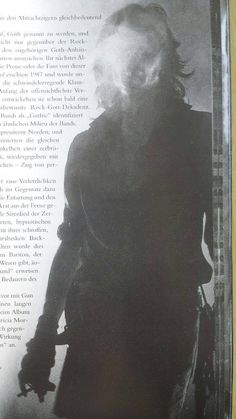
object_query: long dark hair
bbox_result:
[97,3,191,102]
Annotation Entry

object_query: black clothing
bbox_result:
[54,103,212,419]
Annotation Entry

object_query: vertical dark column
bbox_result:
[211,0,224,418]
[211,0,232,418]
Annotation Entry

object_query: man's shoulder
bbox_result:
[188,109,212,149]
[176,104,212,127]
[67,111,111,160]
[64,128,97,204]
[68,128,95,158]
[185,109,212,181]
[188,108,212,130]
[175,106,212,151]
[188,108,212,119]
[65,126,99,178]
[65,111,119,179]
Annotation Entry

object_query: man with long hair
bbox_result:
[19,4,213,418]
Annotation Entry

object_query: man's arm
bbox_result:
[18,133,85,401]
[42,224,81,323]
[18,213,82,401]
[43,130,86,322]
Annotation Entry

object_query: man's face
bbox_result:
[94,22,167,107]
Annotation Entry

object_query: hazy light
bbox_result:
[93,26,165,108]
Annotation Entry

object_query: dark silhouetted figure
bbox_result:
[19,4,213,418]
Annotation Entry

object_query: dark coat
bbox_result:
[54,102,212,419]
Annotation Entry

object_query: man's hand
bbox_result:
[18,315,57,402]
[18,367,56,402]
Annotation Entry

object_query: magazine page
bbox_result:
[0,0,232,418]
[0,3,102,418]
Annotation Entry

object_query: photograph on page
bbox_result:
[0,1,232,418]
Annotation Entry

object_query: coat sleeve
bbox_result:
[57,130,91,244]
